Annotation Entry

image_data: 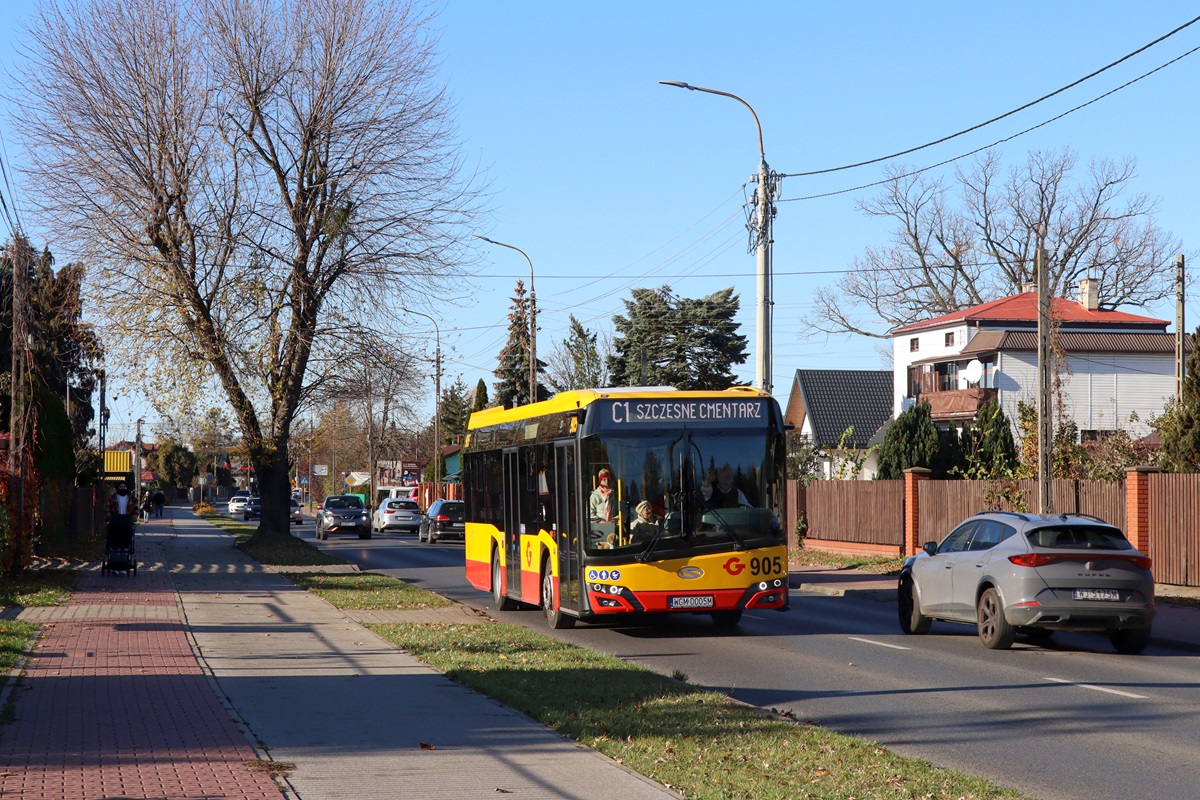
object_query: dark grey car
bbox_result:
[898,511,1155,653]
[418,499,465,543]
[316,495,371,540]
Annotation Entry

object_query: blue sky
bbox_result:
[3,1,1199,439]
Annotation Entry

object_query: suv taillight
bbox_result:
[433,514,450,522]
[1010,553,1152,570]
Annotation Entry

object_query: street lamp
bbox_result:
[475,234,538,404]
[660,80,775,394]
[401,308,442,501]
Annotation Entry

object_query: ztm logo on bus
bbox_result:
[723,557,745,576]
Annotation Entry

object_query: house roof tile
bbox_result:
[787,369,893,449]
[890,292,1167,335]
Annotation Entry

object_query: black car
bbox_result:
[316,495,371,540]
[242,496,262,521]
[418,499,465,543]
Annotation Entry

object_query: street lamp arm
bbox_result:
[659,80,764,159]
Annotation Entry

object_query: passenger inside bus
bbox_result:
[589,467,618,547]
[702,464,750,508]
[630,500,661,541]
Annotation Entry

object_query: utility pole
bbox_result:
[1036,246,1053,515]
[1176,254,1186,401]
[7,237,30,577]
[135,418,144,504]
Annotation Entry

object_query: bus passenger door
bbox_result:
[554,442,581,613]
[502,448,522,600]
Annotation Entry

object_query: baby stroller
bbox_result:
[102,515,137,575]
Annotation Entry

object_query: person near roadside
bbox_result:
[140,491,154,522]
[153,489,165,517]
[106,482,136,548]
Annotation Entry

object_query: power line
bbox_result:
[782,14,1200,179]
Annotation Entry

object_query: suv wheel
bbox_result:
[977,587,1015,650]
[1109,627,1151,655]
[898,576,932,635]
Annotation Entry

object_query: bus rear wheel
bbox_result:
[492,550,517,611]
[542,566,575,630]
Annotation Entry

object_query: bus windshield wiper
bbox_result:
[702,503,747,550]
[635,523,665,562]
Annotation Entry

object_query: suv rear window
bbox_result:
[1027,525,1131,550]
[392,500,419,510]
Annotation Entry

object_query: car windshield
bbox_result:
[1027,525,1131,550]
[581,426,784,557]
[325,497,362,510]
[391,501,419,510]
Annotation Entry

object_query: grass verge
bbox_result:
[790,547,905,575]
[0,569,77,607]
[283,573,451,610]
[0,620,39,723]
[370,621,1022,800]
[200,513,344,567]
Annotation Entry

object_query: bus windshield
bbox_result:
[581,428,783,558]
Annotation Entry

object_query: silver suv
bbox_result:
[898,511,1155,653]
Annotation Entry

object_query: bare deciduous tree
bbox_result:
[13,0,480,541]
[807,148,1183,339]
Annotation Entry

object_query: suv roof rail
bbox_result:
[981,509,1031,521]
[1043,512,1108,524]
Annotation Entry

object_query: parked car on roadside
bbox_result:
[372,498,422,534]
[290,498,304,525]
[418,499,465,543]
[315,495,371,540]
[898,511,1155,653]
[242,496,261,521]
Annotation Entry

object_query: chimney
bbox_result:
[1078,277,1098,311]
[1020,281,1037,294]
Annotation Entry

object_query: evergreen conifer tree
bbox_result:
[608,286,747,389]
[875,401,943,479]
[472,378,490,413]
[493,281,547,408]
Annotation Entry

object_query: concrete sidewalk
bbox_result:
[2,506,680,800]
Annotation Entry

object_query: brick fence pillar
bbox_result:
[903,467,932,556]
[1124,466,1157,554]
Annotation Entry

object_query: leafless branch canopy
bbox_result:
[13,0,480,470]
[806,149,1183,340]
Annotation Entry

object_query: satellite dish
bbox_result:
[962,359,984,384]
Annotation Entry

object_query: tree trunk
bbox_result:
[247,440,294,545]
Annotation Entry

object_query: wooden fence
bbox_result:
[804,479,904,549]
[1147,473,1200,586]
[918,479,1126,544]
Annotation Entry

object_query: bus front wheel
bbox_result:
[542,565,575,630]
[492,550,517,611]
[711,609,742,628]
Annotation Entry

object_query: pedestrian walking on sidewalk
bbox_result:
[140,492,153,522]
[153,489,165,517]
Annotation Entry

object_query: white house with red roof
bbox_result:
[890,278,1185,439]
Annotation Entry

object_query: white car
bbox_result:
[228,494,250,515]
[372,498,422,533]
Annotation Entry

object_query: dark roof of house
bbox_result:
[785,369,893,449]
[890,291,1167,335]
[960,330,1191,356]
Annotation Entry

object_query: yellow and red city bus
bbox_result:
[463,386,789,629]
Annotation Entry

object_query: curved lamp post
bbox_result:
[401,308,442,501]
[475,234,538,404]
[660,80,775,394]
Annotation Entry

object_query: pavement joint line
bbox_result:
[172,549,302,800]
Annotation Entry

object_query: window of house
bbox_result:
[909,337,919,352]
[944,331,955,347]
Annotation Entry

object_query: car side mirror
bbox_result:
[922,541,938,557]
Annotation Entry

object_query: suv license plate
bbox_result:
[1073,588,1120,601]
[669,595,714,609]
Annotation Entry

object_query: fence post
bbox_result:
[903,467,932,556]
[1124,466,1157,555]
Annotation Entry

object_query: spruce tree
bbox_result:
[608,285,747,390]
[875,401,943,479]
[472,378,490,413]
[438,378,471,445]
[493,281,547,408]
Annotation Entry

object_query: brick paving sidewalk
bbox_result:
[0,539,282,800]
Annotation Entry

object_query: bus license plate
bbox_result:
[669,595,714,609]
[1073,588,1120,601]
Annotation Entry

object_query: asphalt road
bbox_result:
[296,523,1200,800]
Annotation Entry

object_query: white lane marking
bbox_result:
[1044,677,1148,699]
[743,613,765,621]
[848,636,911,651]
